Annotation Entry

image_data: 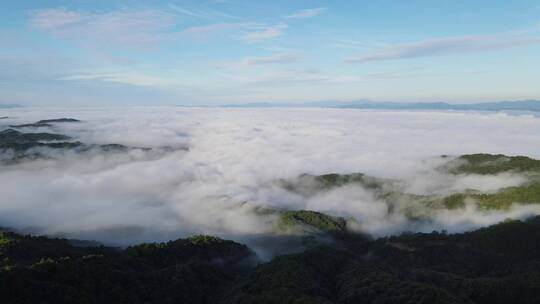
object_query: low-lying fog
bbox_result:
[2,107,540,249]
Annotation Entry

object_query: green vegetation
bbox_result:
[0,128,81,157]
[10,118,81,128]
[0,128,84,163]
[0,233,13,247]
[4,217,540,303]
[441,193,468,209]
[473,181,540,208]
[429,154,540,210]
[252,206,352,235]
[434,181,540,210]
[1,141,83,152]
[37,118,81,124]
[126,235,252,268]
[0,231,254,303]
[310,173,382,190]
[449,153,540,174]
[3,150,540,302]
[228,216,540,303]
[95,143,129,152]
[278,210,348,233]
[279,154,540,214]
[0,128,70,144]
[0,126,143,163]
[280,172,390,196]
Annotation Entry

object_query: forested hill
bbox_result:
[2,216,540,303]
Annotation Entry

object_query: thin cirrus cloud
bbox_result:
[348,33,540,63]
[169,5,210,18]
[179,22,252,38]
[240,24,288,43]
[29,8,176,48]
[30,8,288,46]
[59,71,181,87]
[285,7,326,19]
[240,53,300,65]
[169,4,239,20]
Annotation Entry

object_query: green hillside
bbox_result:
[278,210,348,233]
[448,153,540,175]
[279,154,540,217]
[3,217,540,303]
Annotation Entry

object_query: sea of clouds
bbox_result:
[1,107,540,252]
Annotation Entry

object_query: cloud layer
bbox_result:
[1,108,540,248]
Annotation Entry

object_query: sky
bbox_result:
[1,0,540,106]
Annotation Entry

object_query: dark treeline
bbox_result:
[2,216,540,303]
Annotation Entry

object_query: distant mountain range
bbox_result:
[0,104,21,109]
[4,101,540,111]
[222,100,540,111]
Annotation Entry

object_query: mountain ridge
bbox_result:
[221,99,540,111]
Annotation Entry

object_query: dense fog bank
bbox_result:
[1,108,540,247]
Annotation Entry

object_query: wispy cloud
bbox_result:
[30,8,249,47]
[240,53,300,65]
[332,39,391,51]
[347,33,540,63]
[60,70,181,87]
[169,5,208,18]
[285,7,326,19]
[30,8,83,31]
[180,22,251,38]
[30,8,176,49]
[241,24,288,43]
[169,4,239,20]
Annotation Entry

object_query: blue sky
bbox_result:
[1,0,540,106]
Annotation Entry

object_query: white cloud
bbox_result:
[179,22,251,38]
[169,5,209,18]
[30,8,177,49]
[348,33,540,63]
[285,7,326,19]
[59,71,181,87]
[28,8,284,48]
[241,24,288,43]
[169,4,239,20]
[2,108,540,249]
[240,53,300,65]
[30,8,83,31]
